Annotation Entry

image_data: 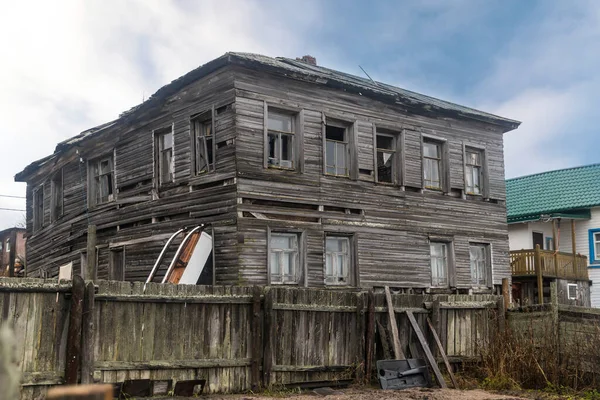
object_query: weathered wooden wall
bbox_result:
[1,278,503,399]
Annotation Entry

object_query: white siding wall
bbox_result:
[508,223,532,250]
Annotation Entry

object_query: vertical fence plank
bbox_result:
[251,286,262,391]
[81,281,95,384]
[262,288,274,387]
[364,291,375,383]
[65,275,85,384]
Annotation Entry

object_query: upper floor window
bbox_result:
[465,147,483,195]
[192,112,214,175]
[423,139,443,190]
[325,123,349,177]
[269,232,300,284]
[376,130,400,184]
[155,127,174,186]
[267,109,295,169]
[430,241,450,287]
[590,229,600,264]
[89,155,114,206]
[51,169,63,222]
[33,186,44,231]
[469,243,491,287]
[325,235,352,285]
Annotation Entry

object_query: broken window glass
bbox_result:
[465,148,483,194]
[156,128,174,185]
[194,117,214,174]
[376,134,396,183]
[267,110,294,168]
[91,155,114,206]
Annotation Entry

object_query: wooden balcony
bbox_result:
[510,247,589,281]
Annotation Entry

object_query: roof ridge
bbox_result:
[507,162,600,182]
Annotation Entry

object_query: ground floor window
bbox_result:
[269,233,300,284]
[430,241,449,287]
[469,243,491,287]
[325,236,352,285]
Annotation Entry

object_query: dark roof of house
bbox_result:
[506,163,600,223]
[0,227,26,239]
[15,52,521,181]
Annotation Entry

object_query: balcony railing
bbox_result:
[510,247,588,281]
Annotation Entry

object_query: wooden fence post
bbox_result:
[534,244,543,304]
[502,278,510,311]
[431,297,440,356]
[80,281,96,384]
[251,286,262,391]
[262,288,274,387]
[85,225,97,281]
[65,275,85,384]
[355,292,365,383]
[364,290,375,383]
[550,280,560,380]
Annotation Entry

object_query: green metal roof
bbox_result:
[506,164,600,223]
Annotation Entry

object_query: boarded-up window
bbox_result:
[89,155,114,206]
[155,127,174,186]
[51,169,63,221]
[33,186,44,231]
[192,112,214,174]
[267,109,295,169]
[269,233,300,284]
[325,236,351,285]
[469,243,490,287]
[430,242,449,287]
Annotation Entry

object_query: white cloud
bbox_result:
[0,0,321,229]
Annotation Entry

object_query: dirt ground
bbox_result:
[200,387,527,400]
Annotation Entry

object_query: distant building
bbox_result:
[0,227,26,277]
[507,164,600,307]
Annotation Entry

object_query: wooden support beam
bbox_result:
[365,290,375,382]
[502,278,510,311]
[81,281,95,384]
[534,244,543,305]
[426,317,458,388]
[85,225,97,281]
[552,220,558,276]
[572,219,577,275]
[406,310,447,388]
[65,275,85,384]
[384,286,405,359]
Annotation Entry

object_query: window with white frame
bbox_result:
[192,114,214,174]
[465,147,483,195]
[267,109,295,169]
[155,127,174,186]
[376,132,397,184]
[33,186,44,231]
[594,231,600,263]
[430,241,449,287]
[325,236,351,285]
[567,283,577,300]
[469,243,491,287]
[325,123,349,177]
[269,233,300,284]
[423,139,442,189]
[89,155,114,206]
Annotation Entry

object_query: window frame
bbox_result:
[324,233,357,286]
[5,238,10,253]
[589,229,600,265]
[322,114,358,180]
[191,108,216,176]
[429,238,455,288]
[567,283,577,300]
[88,153,116,208]
[154,125,175,187]
[373,125,404,186]
[469,242,492,288]
[267,228,306,286]
[33,184,44,232]
[462,143,490,198]
[421,135,449,192]
[263,104,304,172]
[51,168,64,222]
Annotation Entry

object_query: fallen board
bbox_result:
[426,317,458,388]
[384,286,405,359]
[406,310,447,388]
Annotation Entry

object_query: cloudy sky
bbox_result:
[0,0,598,229]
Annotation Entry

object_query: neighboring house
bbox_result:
[507,164,600,307]
[14,52,520,292]
[0,227,26,276]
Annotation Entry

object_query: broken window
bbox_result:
[192,113,214,174]
[33,186,44,231]
[89,155,114,206]
[469,243,490,287]
[325,236,351,285]
[109,247,125,281]
[430,242,449,287]
[267,109,295,169]
[465,148,483,195]
[269,233,300,284]
[376,133,397,184]
[423,139,442,189]
[155,127,174,186]
[51,169,63,222]
[325,123,349,177]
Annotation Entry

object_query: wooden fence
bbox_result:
[0,277,504,399]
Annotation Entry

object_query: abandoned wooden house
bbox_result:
[14,52,520,292]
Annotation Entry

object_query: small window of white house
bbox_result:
[430,242,449,287]
[51,169,63,222]
[155,127,174,186]
[267,109,295,169]
[192,113,214,174]
[469,243,491,287]
[269,233,300,284]
[325,236,351,285]
[423,139,443,189]
[325,123,349,177]
[33,186,44,231]
[594,232,600,262]
[89,155,114,206]
[465,148,483,195]
[376,133,397,184]
[567,283,577,300]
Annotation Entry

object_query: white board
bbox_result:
[179,231,213,285]
[58,262,73,281]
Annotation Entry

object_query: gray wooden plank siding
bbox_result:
[233,68,509,290]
